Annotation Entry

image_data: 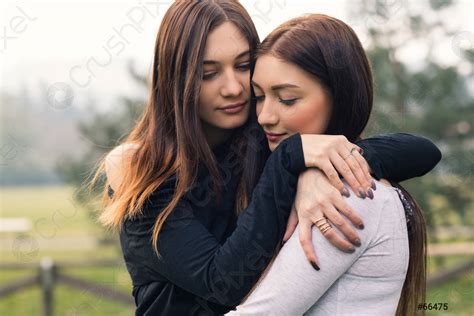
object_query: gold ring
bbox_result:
[314,217,327,228]
[319,222,332,234]
[314,216,333,234]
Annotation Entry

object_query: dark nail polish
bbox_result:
[367,189,374,199]
[359,223,365,230]
[346,247,355,253]
[354,239,361,247]
[371,180,377,191]
[358,148,364,155]
[311,261,320,271]
[342,188,350,197]
[358,189,366,199]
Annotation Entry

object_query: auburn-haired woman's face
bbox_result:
[252,55,332,151]
[199,21,251,133]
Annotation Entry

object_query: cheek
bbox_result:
[282,100,331,135]
[199,82,213,106]
[255,103,262,117]
[199,82,219,115]
[237,71,251,92]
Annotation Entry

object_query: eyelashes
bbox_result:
[203,72,217,80]
[252,95,299,106]
[202,62,251,81]
[279,98,298,106]
[236,63,251,71]
[252,95,265,103]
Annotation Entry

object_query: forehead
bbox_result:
[253,55,304,85]
[203,21,249,60]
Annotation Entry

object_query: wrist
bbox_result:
[300,134,313,168]
[298,168,324,189]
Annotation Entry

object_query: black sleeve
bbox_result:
[119,133,306,308]
[356,133,442,182]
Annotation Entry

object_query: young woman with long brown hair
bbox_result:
[228,14,429,316]
[93,1,440,315]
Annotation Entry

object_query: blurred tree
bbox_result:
[351,0,474,245]
[56,60,146,243]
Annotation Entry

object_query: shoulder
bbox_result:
[105,143,140,191]
[345,180,394,210]
[106,143,140,162]
[344,180,402,236]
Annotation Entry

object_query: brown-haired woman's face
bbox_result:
[199,22,251,133]
[252,55,332,151]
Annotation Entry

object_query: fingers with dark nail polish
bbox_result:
[367,189,374,199]
[311,261,320,271]
[371,180,377,191]
[342,188,350,197]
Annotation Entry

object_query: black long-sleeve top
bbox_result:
[111,133,441,316]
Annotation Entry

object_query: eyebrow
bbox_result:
[203,50,250,65]
[251,80,300,91]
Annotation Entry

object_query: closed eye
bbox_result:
[279,97,298,106]
[236,62,251,71]
[252,95,265,103]
[203,72,218,80]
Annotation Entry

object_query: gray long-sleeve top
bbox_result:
[227,181,409,316]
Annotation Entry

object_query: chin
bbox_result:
[267,135,289,152]
[268,142,277,152]
[217,109,250,129]
[232,114,248,127]
[217,117,246,130]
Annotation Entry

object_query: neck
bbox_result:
[201,121,235,148]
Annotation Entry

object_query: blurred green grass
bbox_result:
[426,273,474,316]
[0,185,103,238]
[1,185,472,315]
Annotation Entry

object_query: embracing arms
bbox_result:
[116,134,306,309]
[289,133,440,265]
[107,131,440,309]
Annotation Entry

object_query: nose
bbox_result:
[257,98,279,127]
[221,69,243,97]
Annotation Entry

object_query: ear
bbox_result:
[105,143,139,191]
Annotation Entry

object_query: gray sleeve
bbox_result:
[225,185,390,316]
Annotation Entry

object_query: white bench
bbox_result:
[0,218,32,233]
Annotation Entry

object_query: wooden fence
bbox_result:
[0,257,472,316]
[0,258,133,316]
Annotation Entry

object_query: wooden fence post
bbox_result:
[39,257,56,316]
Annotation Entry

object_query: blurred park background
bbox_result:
[1,0,473,315]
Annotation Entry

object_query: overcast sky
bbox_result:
[0,0,472,111]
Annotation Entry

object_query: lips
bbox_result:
[218,101,247,114]
[264,131,287,142]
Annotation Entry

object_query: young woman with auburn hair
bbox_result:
[90,2,440,315]
[228,14,429,316]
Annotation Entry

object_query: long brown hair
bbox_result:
[256,14,426,315]
[90,0,263,258]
